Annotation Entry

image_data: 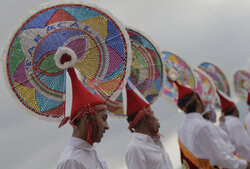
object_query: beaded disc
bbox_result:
[194,68,217,107]
[199,62,231,97]
[3,1,131,120]
[105,28,165,116]
[233,70,250,101]
[162,51,196,105]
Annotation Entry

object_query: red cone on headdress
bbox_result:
[126,84,149,117]
[175,81,195,101]
[68,68,105,119]
[216,90,235,114]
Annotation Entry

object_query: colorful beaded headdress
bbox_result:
[233,70,250,101]
[199,62,231,97]
[105,28,165,116]
[194,68,217,108]
[2,0,131,121]
[162,51,196,105]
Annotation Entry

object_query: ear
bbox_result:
[81,113,90,125]
[142,114,150,123]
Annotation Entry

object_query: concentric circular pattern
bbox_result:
[106,28,165,116]
[162,51,196,104]
[194,68,217,107]
[233,70,250,100]
[199,62,231,97]
[4,2,130,120]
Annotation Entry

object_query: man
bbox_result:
[176,81,250,169]
[244,91,250,134]
[125,84,173,169]
[202,101,236,155]
[217,90,250,161]
[57,68,109,169]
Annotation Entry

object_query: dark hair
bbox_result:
[177,93,194,108]
[127,112,138,122]
[203,113,210,121]
[73,118,81,127]
[224,106,236,116]
[127,111,149,130]
[177,93,197,113]
[186,99,197,113]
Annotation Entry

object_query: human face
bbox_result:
[93,109,109,143]
[148,110,160,134]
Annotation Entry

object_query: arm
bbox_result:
[229,121,250,160]
[57,159,86,169]
[197,126,247,169]
[126,146,146,169]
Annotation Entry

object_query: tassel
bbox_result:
[87,123,94,145]
[58,116,70,128]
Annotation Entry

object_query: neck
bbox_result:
[134,124,152,137]
[72,127,88,141]
[196,106,203,113]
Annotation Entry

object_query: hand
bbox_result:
[219,113,225,123]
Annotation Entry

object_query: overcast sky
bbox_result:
[1,0,250,169]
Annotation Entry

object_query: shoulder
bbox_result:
[196,121,214,137]
[57,146,89,167]
[126,137,147,156]
[226,116,243,128]
[57,159,84,169]
[126,141,143,153]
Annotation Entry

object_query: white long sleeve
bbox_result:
[125,133,173,169]
[57,159,86,169]
[197,126,247,169]
[57,137,108,169]
[225,116,250,161]
[178,113,247,169]
[126,145,147,169]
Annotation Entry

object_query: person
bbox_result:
[176,81,250,169]
[217,90,250,161]
[57,67,109,169]
[244,91,250,134]
[202,101,236,155]
[125,84,173,169]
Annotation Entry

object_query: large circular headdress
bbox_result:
[233,70,250,101]
[104,28,165,116]
[162,51,196,104]
[198,62,231,97]
[2,0,131,121]
[194,68,217,106]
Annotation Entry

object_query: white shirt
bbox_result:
[222,115,250,161]
[245,112,250,135]
[207,121,235,154]
[178,113,247,169]
[57,137,108,169]
[217,123,236,153]
[126,132,173,169]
